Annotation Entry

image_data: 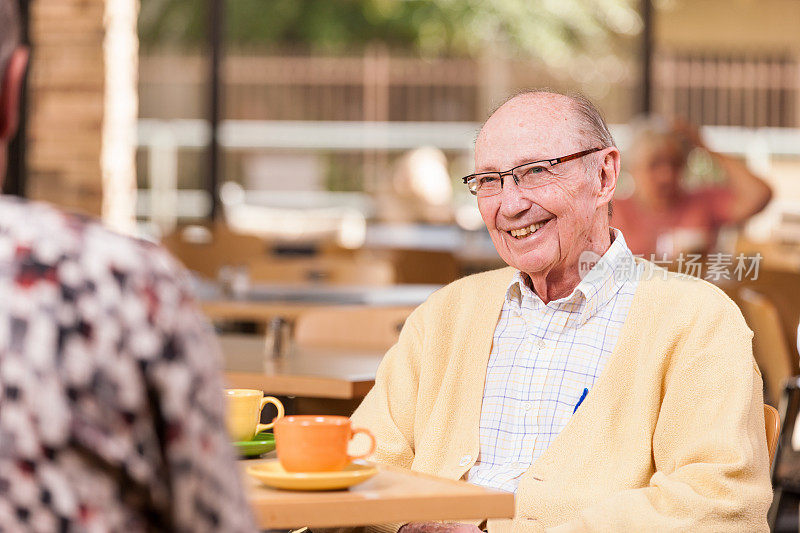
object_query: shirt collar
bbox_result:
[505,228,636,326]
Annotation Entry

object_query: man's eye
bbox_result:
[519,166,546,179]
[481,176,500,184]
[526,166,546,175]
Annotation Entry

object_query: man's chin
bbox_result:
[502,254,554,278]
[492,229,559,273]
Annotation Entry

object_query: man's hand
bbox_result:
[398,523,482,533]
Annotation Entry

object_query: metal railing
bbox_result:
[137,118,800,229]
[140,50,800,127]
[654,51,799,128]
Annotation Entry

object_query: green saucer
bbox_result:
[234,432,276,458]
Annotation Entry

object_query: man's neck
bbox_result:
[525,226,614,304]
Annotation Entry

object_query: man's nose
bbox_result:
[498,174,533,217]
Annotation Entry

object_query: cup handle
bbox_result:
[347,427,376,461]
[256,396,284,433]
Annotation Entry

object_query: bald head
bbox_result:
[481,90,615,154]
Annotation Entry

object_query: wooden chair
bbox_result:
[247,257,395,286]
[766,403,780,467]
[740,269,800,369]
[161,223,266,278]
[293,306,414,351]
[739,287,795,407]
[389,249,461,285]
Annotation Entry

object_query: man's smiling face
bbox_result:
[475,94,605,281]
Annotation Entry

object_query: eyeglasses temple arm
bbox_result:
[551,147,602,165]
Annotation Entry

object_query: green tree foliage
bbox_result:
[139,0,641,60]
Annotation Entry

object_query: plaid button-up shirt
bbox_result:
[467,229,641,493]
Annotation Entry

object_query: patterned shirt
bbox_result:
[467,229,641,493]
[0,197,254,532]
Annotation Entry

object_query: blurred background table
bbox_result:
[197,281,440,323]
[243,457,515,529]
[221,333,384,400]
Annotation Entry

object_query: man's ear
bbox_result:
[596,147,620,208]
[0,47,30,142]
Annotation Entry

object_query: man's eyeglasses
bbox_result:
[462,147,602,197]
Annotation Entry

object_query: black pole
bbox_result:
[640,0,653,115]
[5,0,30,197]
[207,0,223,220]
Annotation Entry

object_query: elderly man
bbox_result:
[351,91,772,532]
[0,2,254,530]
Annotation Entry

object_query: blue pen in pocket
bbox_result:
[573,388,589,413]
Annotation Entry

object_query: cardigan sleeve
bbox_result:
[349,311,431,533]
[544,297,773,533]
[349,306,425,470]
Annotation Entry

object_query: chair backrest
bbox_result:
[390,249,461,285]
[765,403,781,467]
[293,306,413,351]
[162,223,266,278]
[740,269,800,371]
[739,287,794,406]
[247,257,395,286]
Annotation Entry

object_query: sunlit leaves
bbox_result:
[139,0,641,61]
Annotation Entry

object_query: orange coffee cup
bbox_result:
[274,415,376,473]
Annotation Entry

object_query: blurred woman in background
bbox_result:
[613,117,773,258]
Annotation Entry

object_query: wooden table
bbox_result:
[243,457,515,529]
[221,334,383,399]
[203,301,322,322]
[196,281,441,323]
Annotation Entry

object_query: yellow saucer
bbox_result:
[246,460,378,491]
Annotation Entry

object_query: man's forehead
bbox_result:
[476,95,579,169]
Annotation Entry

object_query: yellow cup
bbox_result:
[225,388,284,442]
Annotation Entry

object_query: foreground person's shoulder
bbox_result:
[0,197,185,280]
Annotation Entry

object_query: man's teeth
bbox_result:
[510,220,548,238]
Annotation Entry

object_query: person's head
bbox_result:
[0,0,28,182]
[473,90,620,283]
[626,116,686,204]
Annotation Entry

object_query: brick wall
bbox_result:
[26,0,137,231]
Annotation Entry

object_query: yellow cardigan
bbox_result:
[351,261,772,532]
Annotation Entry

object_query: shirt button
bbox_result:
[536,339,546,349]
[511,461,524,470]
[523,402,532,411]
[458,455,472,467]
